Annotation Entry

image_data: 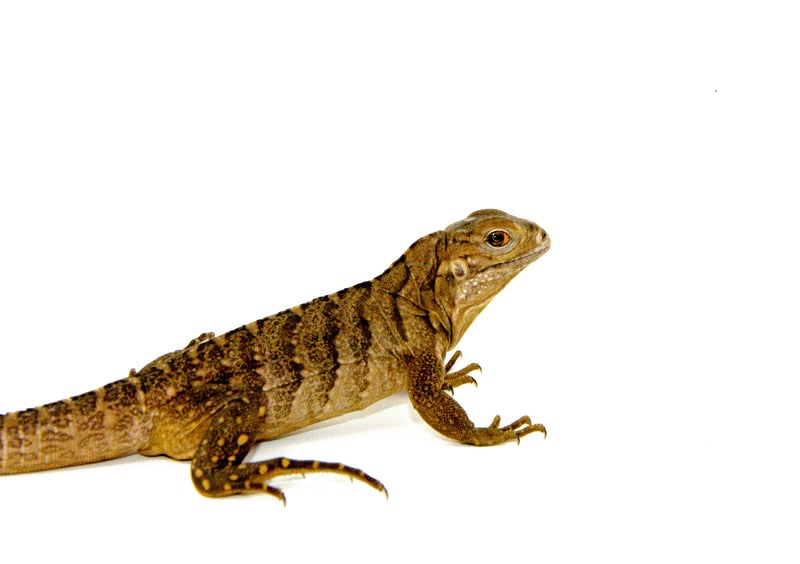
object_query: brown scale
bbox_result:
[0,209,550,502]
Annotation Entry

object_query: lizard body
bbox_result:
[0,209,550,502]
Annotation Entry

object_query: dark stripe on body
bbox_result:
[259,310,304,420]
[352,288,373,394]
[374,255,412,341]
[294,296,341,412]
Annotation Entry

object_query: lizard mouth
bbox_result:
[480,245,550,273]
[490,244,550,272]
[525,244,550,259]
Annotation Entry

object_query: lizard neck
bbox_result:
[373,231,453,349]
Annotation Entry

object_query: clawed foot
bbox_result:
[468,415,547,446]
[186,332,215,348]
[488,415,547,441]
[443,351,481,394]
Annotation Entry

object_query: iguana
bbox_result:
[0,209,550,503]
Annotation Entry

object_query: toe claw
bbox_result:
[444,351,463,372]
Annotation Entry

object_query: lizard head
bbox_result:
[435,209,550,348]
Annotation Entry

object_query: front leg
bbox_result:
[407,351,546,446]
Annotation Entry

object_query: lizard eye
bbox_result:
[486,230,511,248]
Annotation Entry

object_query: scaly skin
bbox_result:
[0,209,550,502]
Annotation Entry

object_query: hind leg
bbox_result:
[190,398,387,504]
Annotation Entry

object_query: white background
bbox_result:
[1,1,798,562]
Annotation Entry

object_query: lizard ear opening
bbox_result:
[450,258,468,280]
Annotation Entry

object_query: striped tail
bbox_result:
[0,377,152,475]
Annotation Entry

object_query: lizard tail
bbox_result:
[0,377,152,475]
